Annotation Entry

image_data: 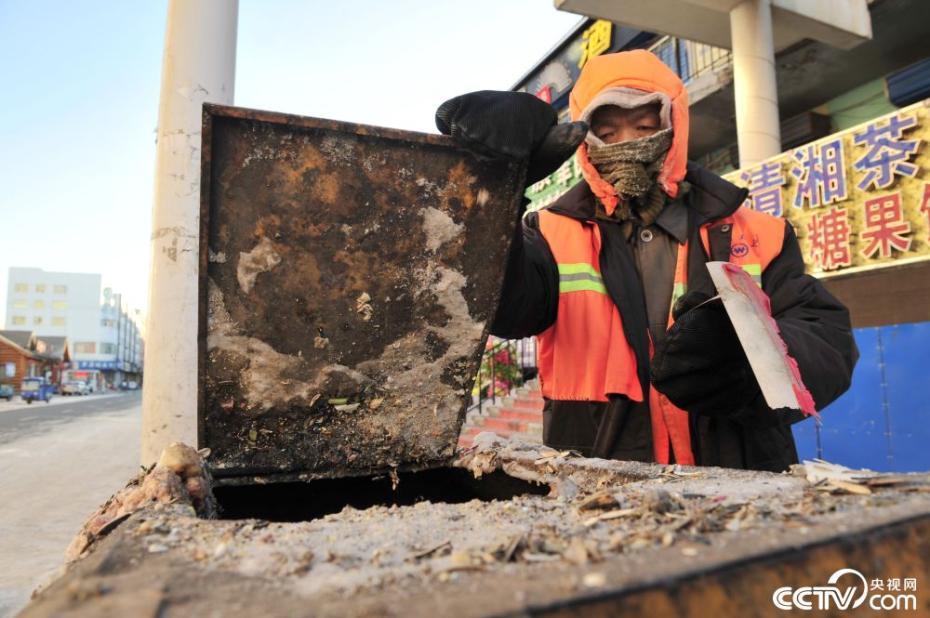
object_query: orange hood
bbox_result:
[569,50,690,213]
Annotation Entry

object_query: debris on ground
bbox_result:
[790,458,930,496]
[21,436,930,617]
[64,442,215,562]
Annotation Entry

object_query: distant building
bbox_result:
[4,267,143,389]
[98,287,145,387]
[0,330,70,391]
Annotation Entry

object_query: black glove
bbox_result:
[435,90,588,185]
[650,291,760,418]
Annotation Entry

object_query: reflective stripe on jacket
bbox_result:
[537,211,643,404]
[535,204,786,464]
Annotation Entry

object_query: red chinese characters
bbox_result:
[806,206,852,270]
[860,193,912,259]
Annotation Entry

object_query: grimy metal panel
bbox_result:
[198,104,526,481]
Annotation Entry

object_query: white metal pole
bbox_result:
[730,0,781,167]
[142,0,238,465]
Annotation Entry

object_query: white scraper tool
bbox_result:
[706,261,816,416]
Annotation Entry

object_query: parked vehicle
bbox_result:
[0,384,14,401]
[21,377,54,404]
[62,381,90,396]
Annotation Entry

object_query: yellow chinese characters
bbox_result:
[578,20,613,69]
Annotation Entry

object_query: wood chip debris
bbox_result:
[576,490,621,512]
[433,551,486,576]
[826,479,872,495]
[496,532,526,563]
[792,459,930,495]
[534,449,581,465]
[660,464,705,479]
[521,552,561,563]
[64,441,930,605]
[562,538,591,565]
[583,508,637,527]
[409,540,451,560]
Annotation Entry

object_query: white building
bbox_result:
[99,287,145,384]
[4,267,144,387]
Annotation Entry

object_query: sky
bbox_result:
[0,0,582,327]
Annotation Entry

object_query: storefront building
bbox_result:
[0,330,70,392]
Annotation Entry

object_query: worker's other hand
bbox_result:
[650,291,759,418]
[435,90,588,185]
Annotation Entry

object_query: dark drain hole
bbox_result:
[214,467,550,522]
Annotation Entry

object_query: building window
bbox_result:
[12,299,27,309]
[14,283,27,293]
[11,316,26,325]
[52,317,66,327]
[100,343,117,355]
[35,284,46,293]
[74,342,96,354]
[33,316,43,325]
[53,284,67,294]
[52,300,67,310]
[33,300,45,309]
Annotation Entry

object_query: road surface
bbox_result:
[0,392,133,445]
[0,392,142,617]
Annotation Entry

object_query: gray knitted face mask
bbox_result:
[587,128,673,199]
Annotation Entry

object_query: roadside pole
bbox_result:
[141,0,238,465]
[730,0,782,167]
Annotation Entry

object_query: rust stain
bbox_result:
[315,172,342,207]
[440,160,479,210]
[251,214,282,240]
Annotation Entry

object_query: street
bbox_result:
[0,392,142,617]
[0,393,127,443]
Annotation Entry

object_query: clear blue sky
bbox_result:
[0,0,581,326]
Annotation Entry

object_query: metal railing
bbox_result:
[467,336,537,416]
[647,35,731,85]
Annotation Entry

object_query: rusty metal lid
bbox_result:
[198,104,526,482]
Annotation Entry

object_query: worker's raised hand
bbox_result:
[435,90,587,185]
[650,292,759,419]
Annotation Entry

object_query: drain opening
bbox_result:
[213,467,549,522]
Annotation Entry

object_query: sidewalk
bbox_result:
[0,392,125,414]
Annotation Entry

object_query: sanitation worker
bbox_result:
[435,50,858,472]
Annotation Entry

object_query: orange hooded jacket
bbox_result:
[537,49,692,395]
[535,50,786,465]
[569,49,690,213]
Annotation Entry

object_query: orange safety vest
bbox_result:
[536,206,785,465]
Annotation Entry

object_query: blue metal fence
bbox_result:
[793,321,930,472]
